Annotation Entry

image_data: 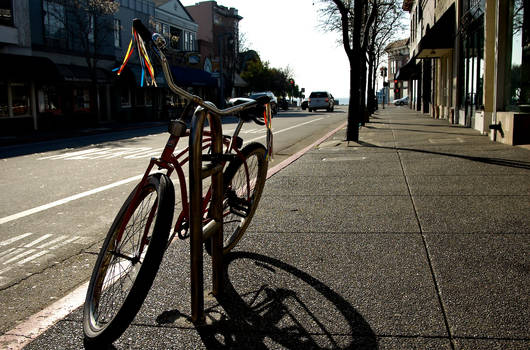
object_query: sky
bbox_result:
[180,0,352,99]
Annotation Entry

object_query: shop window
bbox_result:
[38,86,61,114]
[0,0,13,26]
[135,88,145,106]
[11,82,31,116]
[73,88,90,112]
[120,87,131,107]
[505,0,529,110]
[145,90,152,106]
[0,82,8,117]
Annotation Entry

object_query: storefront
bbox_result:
[458,0,485,127]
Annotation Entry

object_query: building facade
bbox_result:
[0,0,220,137]
[385,38,409,102]
[186,1,242,107]
[398,0,529,145]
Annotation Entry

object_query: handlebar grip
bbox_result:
[133,18,152,42]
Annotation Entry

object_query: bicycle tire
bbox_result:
[206,142,268,255]
[83,173,174,346]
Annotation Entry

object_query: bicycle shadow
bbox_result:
[156,251,376,349]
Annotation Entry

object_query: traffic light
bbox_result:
[394,79,398,84]
[289,79,295,86]
[394,88,400,94]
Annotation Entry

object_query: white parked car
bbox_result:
[308,91,334,112]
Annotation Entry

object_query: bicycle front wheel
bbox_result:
[83,174,174,345]
[220,142,268,254]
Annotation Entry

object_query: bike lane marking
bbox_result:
[0,117,326,226]
[0,175,143,225]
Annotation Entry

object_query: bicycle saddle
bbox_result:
[229,96,270,124]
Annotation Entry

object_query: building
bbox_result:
[398,0,529,145]
[384,38,409,102]
[186,1,242,106]
[1,0,217,136]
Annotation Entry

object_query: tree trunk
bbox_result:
[347,65,361,141]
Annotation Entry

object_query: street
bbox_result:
[0,106,346,335]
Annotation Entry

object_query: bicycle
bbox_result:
[83,19,273,345]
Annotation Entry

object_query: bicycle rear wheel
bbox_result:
[208,142,268,254]
[83,174,174,345]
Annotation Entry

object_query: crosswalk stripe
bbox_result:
[0,232,34,246]
[16,250,49,265]
[37,235,69,249]
[24,234,53,248]
[2,249,36,265]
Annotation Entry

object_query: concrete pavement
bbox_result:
[11,106,530,349]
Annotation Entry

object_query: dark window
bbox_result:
[0,0,13,26]
[505,0,530,110]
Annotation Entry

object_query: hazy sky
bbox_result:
[180,0,352,98]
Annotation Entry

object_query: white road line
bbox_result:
[38,148,110,160]
[0,175,142,225]
[36,235,69,249]
[0,248,16,259]
[16,250,49,265]
[0,232,34,246]
[246,117,324,142]
[24,234,53,248]
[0,118,325,226]
[48,236,79,250]
[0,266,13,274]
[2,249,36,265]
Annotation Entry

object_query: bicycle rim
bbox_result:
[222,143,267,251]
[86,183,159,335]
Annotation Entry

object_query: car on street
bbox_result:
[301,98,308,110]
[308,91,334,112]
[393,96,409,106]
[249,92,278,115]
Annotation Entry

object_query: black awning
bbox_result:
[417,4,456,58]
[56,64,110,83]
[396,56,420,80]
[170,65,216,87]
[0,54,61,81]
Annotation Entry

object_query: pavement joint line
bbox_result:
[391,123,456,350]
[0,119,349,349]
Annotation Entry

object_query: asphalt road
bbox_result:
[0,106,346,335]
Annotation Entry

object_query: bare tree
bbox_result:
[319,0,377,141]
[366,1,407,114]
[46,0,119,119]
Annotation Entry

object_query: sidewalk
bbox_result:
[18,106,530,349]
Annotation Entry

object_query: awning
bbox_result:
[126,65,167,87]
[417,4,456,58]
[56,64,110,83]
[395,56,420,80]
[0,54,61,81]
[170,65,216,87]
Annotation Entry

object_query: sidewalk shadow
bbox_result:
[157,252,376,349]
[356,141,530,170]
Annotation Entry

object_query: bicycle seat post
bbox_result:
[188,106,224,324]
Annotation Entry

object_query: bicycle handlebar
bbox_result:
[131,18,267,120]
